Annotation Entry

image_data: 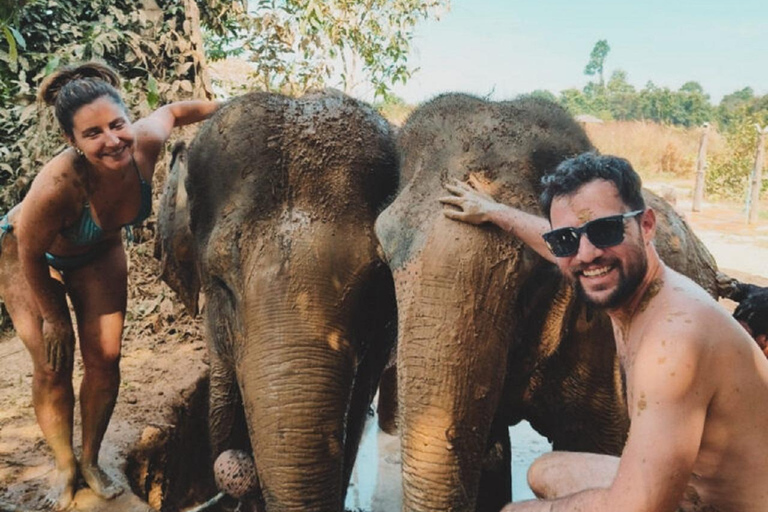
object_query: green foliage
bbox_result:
[584,39,610,87]
[0,0,212,213]
[716,86,768,130]
[706,115,766,200]
[203,0,447,99]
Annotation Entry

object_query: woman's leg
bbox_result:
[527,451,620,499]
[64,239,127,499]
[0,232,77,510]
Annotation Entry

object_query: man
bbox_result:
[439,153,768,512]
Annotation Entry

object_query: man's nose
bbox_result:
[575,233,603,263]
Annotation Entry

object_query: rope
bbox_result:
[182,492,226,512]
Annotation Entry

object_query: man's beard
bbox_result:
[574,256,648,310]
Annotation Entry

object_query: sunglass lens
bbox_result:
[586,217,624,248]
[544,229,580,257]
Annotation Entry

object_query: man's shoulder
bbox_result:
[649,268,727,327]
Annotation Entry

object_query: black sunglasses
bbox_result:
[542,210,644,258]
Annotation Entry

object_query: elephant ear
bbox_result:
[155,141,200,316]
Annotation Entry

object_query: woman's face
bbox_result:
[68,96,135,172]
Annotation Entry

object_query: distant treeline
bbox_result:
[524,71,768,131]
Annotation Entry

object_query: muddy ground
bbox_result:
[1,195,767,512]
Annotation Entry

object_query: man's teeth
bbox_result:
[582,266,611,277]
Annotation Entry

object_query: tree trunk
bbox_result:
[692,123,709,212]
[747,126,767,224]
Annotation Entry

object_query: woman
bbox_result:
[0,62,220,510]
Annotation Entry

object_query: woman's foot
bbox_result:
[44,464,77,511]
[79,462,123,500]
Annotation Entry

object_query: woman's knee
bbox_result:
[33,360,73,387]
[81,347,121,375]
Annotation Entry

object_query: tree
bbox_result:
[606,69,637,120]
[205,0,447,99]
[584,39,610,88]
[0,0,26,72]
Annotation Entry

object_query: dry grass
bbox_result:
[584,121,726,179]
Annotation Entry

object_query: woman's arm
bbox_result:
[17,171,76,371]
[439,179,556,264]
[134,99,223,158]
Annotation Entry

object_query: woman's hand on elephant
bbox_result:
[43,317,75,372]
[439,179,501,225]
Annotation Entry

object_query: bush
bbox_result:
[707,115,766,201]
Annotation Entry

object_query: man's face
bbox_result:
[548,179,650,310]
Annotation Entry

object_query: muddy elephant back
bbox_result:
[186,90,398,244]
[397,93,593,194]
[644,190,719,296]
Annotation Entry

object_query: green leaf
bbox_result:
[2,27,16,64]
[45,56,61,75]
[146,74,159,109]
[9,26,25,50]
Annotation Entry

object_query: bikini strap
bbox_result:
[131,154,145,184]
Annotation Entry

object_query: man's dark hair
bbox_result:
[539,152,646,219]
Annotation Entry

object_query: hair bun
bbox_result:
[38,61,121,106]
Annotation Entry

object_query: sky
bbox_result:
[391,0,768,105]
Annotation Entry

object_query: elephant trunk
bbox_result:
[232,227,383,512]
[237,303,355,511]
[395,225,525,512]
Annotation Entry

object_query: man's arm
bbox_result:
[502,327,710,512]
[439,179,556,263]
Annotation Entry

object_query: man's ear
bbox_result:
[641,207,657,242]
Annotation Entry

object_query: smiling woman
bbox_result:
[0,61,220,510]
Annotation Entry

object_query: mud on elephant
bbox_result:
[156,90,399,511]
[375,93,719,512]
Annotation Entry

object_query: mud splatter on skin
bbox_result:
[680,485,723,512]
[577,209,593,224]
[638,278,664,314]
[636,392,647,416]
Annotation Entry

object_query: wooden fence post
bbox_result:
[692,123,709,212]
[747,125,768,224]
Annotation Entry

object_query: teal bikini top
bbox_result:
[62,156,152,246]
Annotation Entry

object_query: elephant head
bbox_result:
[376,93,721,512]
[158,90,398,511]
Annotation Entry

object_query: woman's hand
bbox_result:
[43,317,75,372]
[439,179,501,225]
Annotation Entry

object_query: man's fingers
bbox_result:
[443,209,464,221]
[443,183,466,196]
[467,174,482,188]
[438,195,462,207]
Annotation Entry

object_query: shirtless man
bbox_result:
[440,152,768,512]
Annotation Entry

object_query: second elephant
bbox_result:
[375,93,718,512]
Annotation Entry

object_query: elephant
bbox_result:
[156,90,399,512]
[374,93,719,512]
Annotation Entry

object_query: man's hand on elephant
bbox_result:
[439,179,501,225]
[43,318,75,373]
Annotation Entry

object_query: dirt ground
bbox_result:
[0,239,211,512]
[1,194,767,512]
